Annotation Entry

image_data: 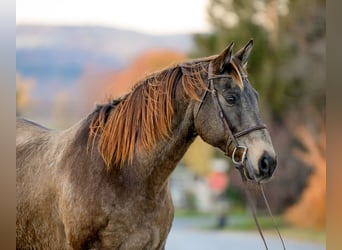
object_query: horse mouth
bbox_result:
[235,161,254,181]
[244,164,273,183]
[243,159,266,182]
[243,166,254,180]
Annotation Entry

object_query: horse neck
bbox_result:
[142,82,197,196]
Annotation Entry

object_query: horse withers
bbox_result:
[16,40,276,249]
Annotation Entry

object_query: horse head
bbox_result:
[194,40,277,182]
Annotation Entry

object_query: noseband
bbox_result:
[195,62,267,167]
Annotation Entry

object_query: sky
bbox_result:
[16,0,211,35]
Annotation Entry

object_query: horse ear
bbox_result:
[213,41,234,73]
[234,39,253,67]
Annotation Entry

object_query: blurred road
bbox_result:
[165,217,325,250]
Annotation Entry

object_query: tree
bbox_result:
[286,111,326,229]
[191,0,326,215]
[191,0,325,120]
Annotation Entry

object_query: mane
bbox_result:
[88,56,247,169]
[229,57,247,88]
[184,55,247,88]
[88,64,206,169]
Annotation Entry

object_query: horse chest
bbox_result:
[96,190,174,249]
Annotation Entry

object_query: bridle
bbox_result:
[193,61,286,249]
[194,62,267,167]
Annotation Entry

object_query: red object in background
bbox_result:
[208,172,229,192]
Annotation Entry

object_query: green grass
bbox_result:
[225,214,287,230]
[174,211,326,244]
[225,215,325,243]
[271,228,326,244]
[225,216,326,243]
[174,209,211,218]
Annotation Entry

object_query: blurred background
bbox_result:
[16,0,325,249]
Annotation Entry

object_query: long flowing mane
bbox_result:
[88,64,205,168]
[88,58,245,169]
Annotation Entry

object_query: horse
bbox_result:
[16,40,277,249]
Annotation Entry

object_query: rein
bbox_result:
[196,62,286,249]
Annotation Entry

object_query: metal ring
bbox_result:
[232,145,248,165]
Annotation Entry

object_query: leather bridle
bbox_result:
[194,62,267,168]
[193,61,286,249]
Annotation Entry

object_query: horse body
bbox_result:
[17,40,277,249]
[16,80,197,249]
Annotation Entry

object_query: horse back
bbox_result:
[16,118,67,249]
[16,117,52,148]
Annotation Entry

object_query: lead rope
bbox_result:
[238,166,286,250]
[237,167,269,250]
[259,183,286,249]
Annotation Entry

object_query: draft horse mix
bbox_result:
[17,40,277,249]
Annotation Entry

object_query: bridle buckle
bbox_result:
[232,145,248,165]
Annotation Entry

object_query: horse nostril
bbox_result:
[260,157,269,173]
[258,152,277,176]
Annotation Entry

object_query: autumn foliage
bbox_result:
[285,117,326,229]
[79,49,187,112]
[103,50,187,98]
[16,73,35,115]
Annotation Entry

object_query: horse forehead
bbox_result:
[238,81,260,115]
[241,79,257,97]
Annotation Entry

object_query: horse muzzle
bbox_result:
[254,151,277,182]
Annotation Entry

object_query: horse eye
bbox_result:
[226,96,236,105]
